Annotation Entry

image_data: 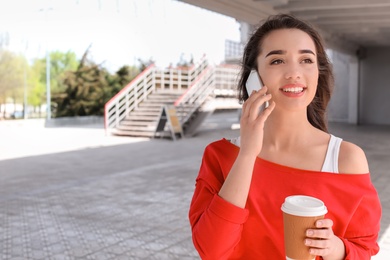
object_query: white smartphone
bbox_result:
[245,69,269,110]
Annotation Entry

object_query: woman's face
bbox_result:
[257,28,319,112]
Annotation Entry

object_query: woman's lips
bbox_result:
[280,84,306,97]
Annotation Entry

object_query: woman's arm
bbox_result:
[219,88,274,208]
[189,88,275,259]
[189,177,249,259]
[305,141,380,259]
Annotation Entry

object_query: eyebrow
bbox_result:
[265,49,316,57]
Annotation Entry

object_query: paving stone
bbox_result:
[0,112,389,259]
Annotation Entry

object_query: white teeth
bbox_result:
[282,87,304,93]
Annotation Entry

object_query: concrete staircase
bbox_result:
[112,90,184,137]
[104,59,241,139]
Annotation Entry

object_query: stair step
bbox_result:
[148,94,181,100]
[154,89,187,94]
[135,107,162,112]
[131,111,161,117]
[120,121,156,127]
[112,129,156,137]
[126,115,159,121]
[138,103,164,109]
[118,125,157,131]
[147,98,178,103]
[112,129,173,138]
[144,99,176,104]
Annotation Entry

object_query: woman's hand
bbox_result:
[305,219,346,260]
[239,86,275,158]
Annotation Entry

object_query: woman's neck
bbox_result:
[263,110,316,151]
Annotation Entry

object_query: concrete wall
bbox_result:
[327,50,359,124]
[44,116,104,128]
[359,47,390,125]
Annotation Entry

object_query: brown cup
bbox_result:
[281,195,328,260]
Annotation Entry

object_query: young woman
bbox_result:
[189,14,381,259]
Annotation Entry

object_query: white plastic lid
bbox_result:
[281,195,327,217]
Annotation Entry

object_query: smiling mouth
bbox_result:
[281,87,305,93]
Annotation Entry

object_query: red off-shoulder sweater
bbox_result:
[189,139,381,260]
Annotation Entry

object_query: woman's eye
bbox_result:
[302,58,314,64]
[270,59,283,65]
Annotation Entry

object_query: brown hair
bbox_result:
[238,14,334,132]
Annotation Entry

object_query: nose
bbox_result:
[284,63,302,80]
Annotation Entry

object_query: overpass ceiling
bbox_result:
[180,0,390,51]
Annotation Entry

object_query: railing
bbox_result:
[152,58,208,91]
[104,64,156,133]
[214,64,240,96]
[104,57,209,133]
[173,64,240,124]
[174,66,216,124]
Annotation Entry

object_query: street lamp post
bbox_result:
[23,39,28,120]
[40,6,52,120]
[46,47,51,120]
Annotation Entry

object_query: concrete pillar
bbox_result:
[327,49,359,124]
[348,57,359,124]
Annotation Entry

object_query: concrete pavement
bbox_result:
[0,111,389,259]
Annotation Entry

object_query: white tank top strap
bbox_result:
[321,134,343,173]
[230,136,241,147]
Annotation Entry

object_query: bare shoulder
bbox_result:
[339,141,369,174]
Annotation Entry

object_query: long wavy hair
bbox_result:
[237,14,334,132]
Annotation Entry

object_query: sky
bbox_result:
[0,0,240,71]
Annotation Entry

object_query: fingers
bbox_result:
[306,219,333,239]
[242,88,264,119]
[305,232,332,246]
[249,93,273,121]
[260,100,276,120]
[242,86,273,121]
[307,246,332,256]
[305,219,335,256]
[316,219,333,228]
[306,228,332,240]
[305,238,331,255]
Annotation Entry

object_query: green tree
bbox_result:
[27,50,79,115]
[27,59,46,113]
[0,50,27,116]
[55,45,143,117]
[50,50,79,93]
[106,65,140,98]
[54,50,110,117]
[31,50,79,95]
[137,58,154,71]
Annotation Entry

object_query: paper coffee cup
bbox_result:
[281,195,327,260]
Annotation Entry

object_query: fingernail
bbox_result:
[307,230,313,236]
[317,221,323,227]
[305,239,311,245]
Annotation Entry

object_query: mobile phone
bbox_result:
[245,69,269,110]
